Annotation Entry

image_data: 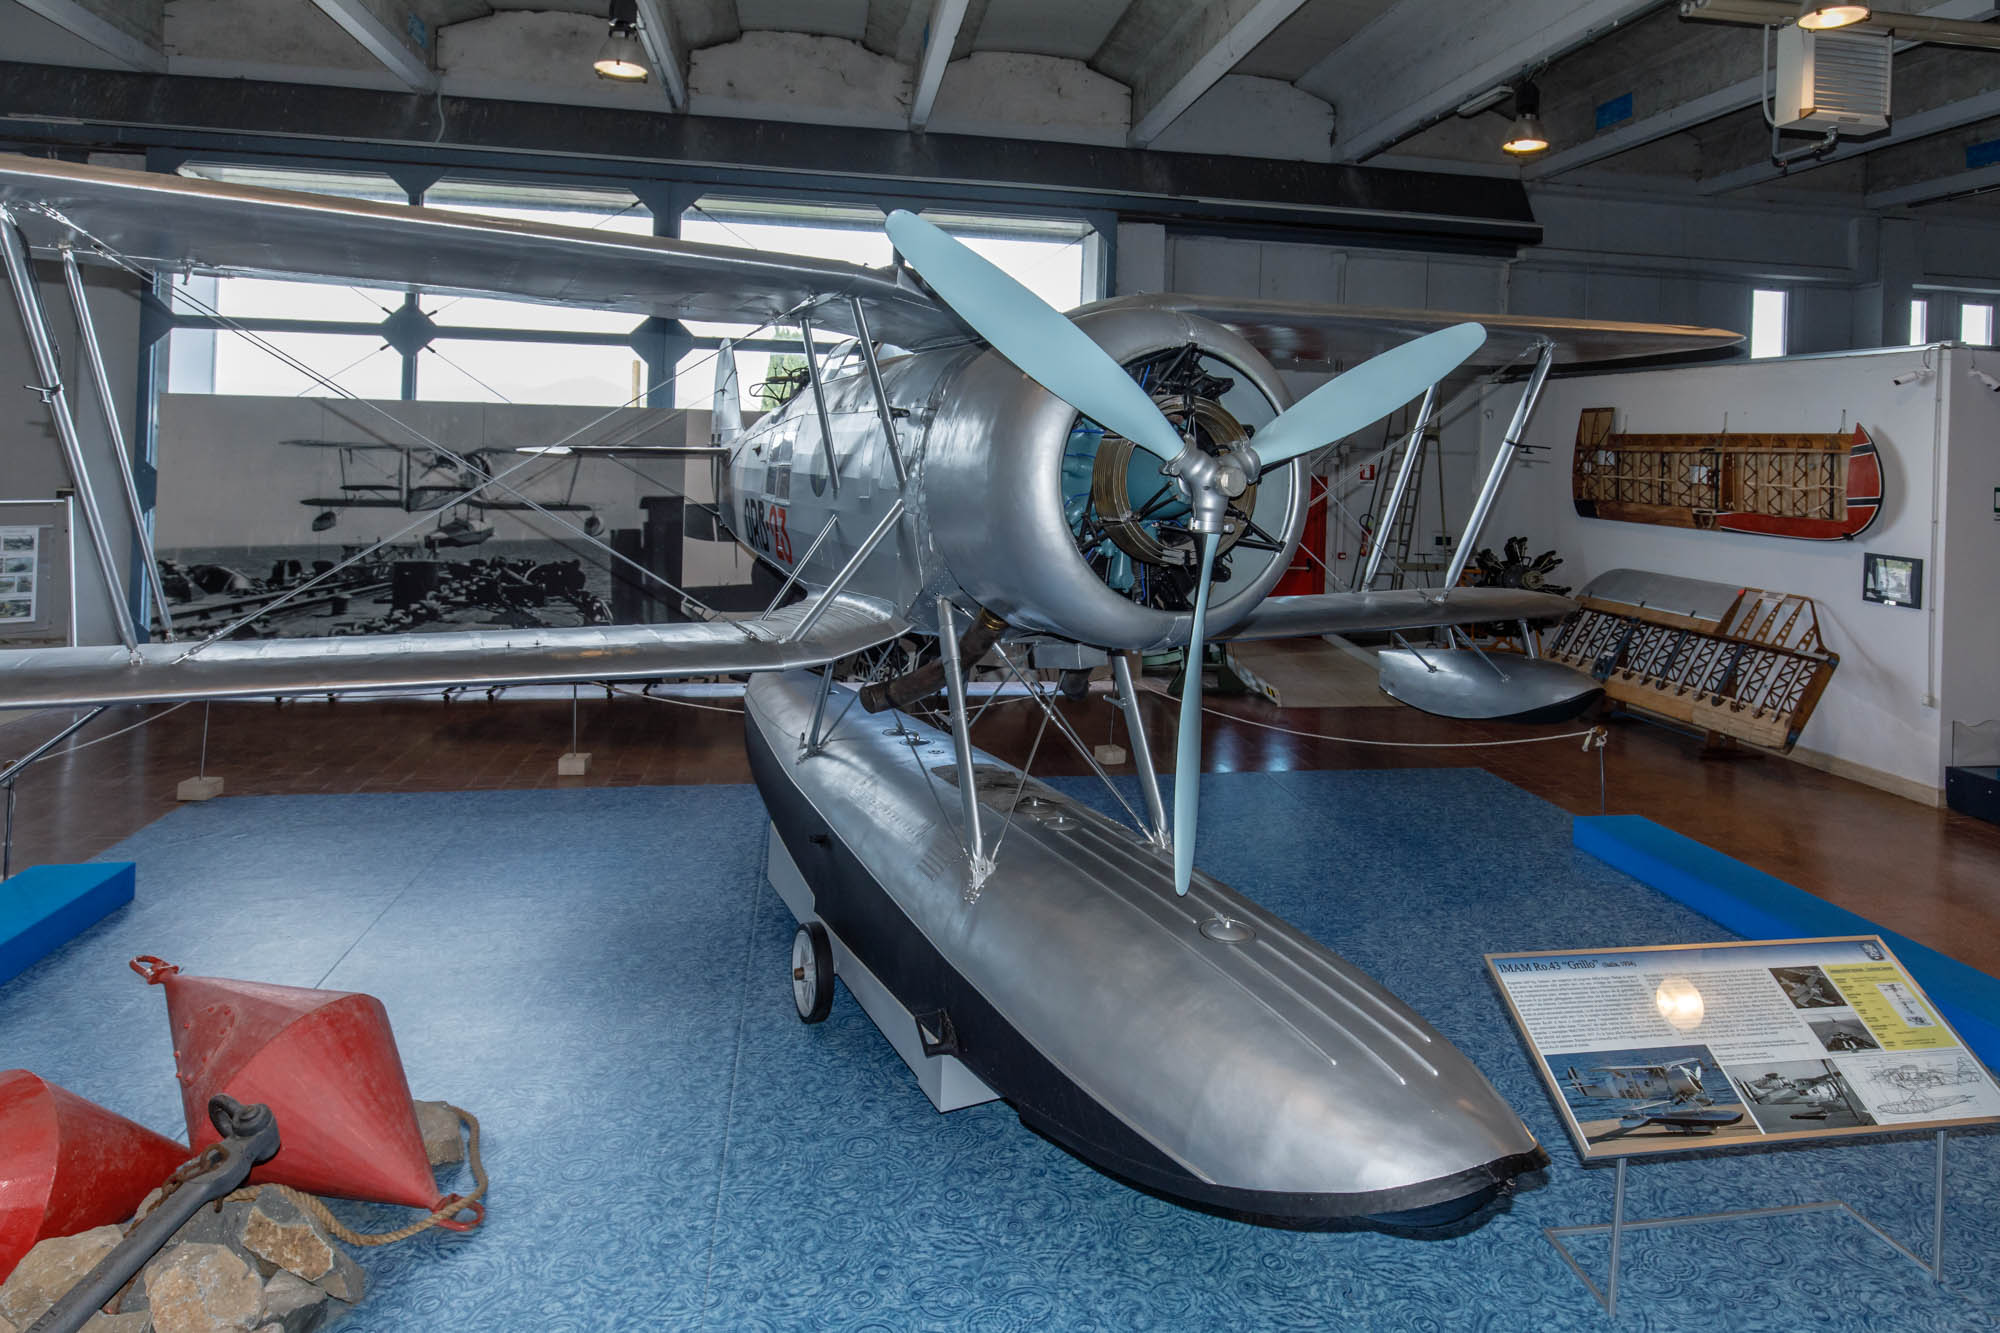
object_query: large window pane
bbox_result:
[170,273,404,325]
[178,163,404,203]
[418,340,642,406]
[918,210,1093,312]
[425,294,640,335]
[1964,303,1995,346]
[680,212,893,269]
[675,344,816,411]
[1750,289,1787,359]
[423,180,652,234]
[178,329,402,398]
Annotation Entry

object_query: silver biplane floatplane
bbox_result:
[0,155,1739,1229]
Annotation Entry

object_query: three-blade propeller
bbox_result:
[885,210,1486,895]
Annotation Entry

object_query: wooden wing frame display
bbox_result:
[1571,407,1882,541]
[1545,581,1839,754]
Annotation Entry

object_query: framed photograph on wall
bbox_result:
[1862,552,1924,609]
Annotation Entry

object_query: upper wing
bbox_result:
[1215,587,1574,642]
[0,154,967,350]
[1090,293,1740,372]
[0,595,905,710]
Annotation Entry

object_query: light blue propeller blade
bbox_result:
[1171,530,1220,897]
[1248,323,1487,469]
[886,210,1186,462]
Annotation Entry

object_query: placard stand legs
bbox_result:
[1544,1130,1953,1319]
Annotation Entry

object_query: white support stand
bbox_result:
[1546,1130,1958,1319]
[177,705,222,800]
[766,823,999,1113]
[558,685,590,775]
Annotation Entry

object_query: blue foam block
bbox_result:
[1575,815,2000,1067]
[0,862,135,987]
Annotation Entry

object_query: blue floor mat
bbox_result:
[2,772,1994,1332]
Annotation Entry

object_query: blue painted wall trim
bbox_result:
[0,863,135,987]
[1574,816,2000,1067]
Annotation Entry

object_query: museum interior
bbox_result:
[2,2,2000,1329]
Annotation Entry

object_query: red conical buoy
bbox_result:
[131,956,443,1211]
[0,1071,190,1281]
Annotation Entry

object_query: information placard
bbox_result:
[1487,937,2000,1158]
[0,526,37,624]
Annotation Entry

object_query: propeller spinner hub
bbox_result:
[1175,447,1240,537]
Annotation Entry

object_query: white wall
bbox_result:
[1938,351,2000,767]
[0,257,146,646]
[1479,345,1970,792]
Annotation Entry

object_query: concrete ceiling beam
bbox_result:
[634,0,690,111]
[309,0,438,92]
[910,0,971,130]
[1530,0,1997,181]
[1299,0,1659,164]
[16,0,166,71]
[1704,87,2000,194]
[1126,0,1309,148]
[1866,158,2000,207]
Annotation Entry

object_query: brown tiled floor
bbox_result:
[5,681,1998,973]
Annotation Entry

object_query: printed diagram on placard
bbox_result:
[1877,981,1935,1029]
[1866,1054,1987,1116]
[1825,962,1954,1051]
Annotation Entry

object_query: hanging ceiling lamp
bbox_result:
[1797,3,1871,30]
[1501,81,1549,156]
[594,0,650,82]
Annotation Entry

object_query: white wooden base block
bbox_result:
[557,752,591,776]
[176,775,225,801]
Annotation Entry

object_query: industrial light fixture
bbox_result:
[1501,81,1549,156]
[1797,3,1871,30]
[594,0,650,82]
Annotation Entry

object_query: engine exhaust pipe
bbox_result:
[860,607,1006,713]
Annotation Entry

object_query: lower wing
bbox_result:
[1215,587,1574,641]
[0,594,905,709]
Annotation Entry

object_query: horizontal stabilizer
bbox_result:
[1216,587,1575,642]
[0,595,905,710]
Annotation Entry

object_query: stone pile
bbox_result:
[0,1188,364,1333]
[0,1099,470,1333]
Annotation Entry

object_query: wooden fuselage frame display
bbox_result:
[1571,407,1882,541]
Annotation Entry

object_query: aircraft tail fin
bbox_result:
[712,340,743,447]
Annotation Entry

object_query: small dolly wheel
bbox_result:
[791,922,834,1024]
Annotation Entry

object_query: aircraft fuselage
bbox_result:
[715,303,1309,652]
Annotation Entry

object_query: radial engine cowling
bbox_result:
[920,305,1308,654]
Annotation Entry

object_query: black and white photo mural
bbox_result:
[150,394,771,639]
